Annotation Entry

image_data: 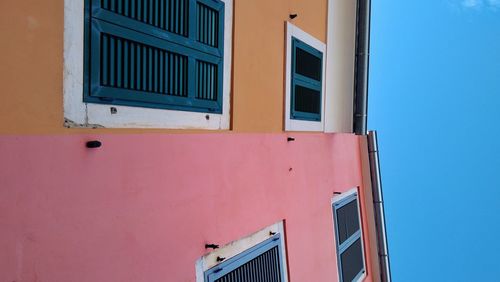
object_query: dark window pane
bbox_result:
[197,2,219,47]
[294,85,320,114]
[196,60,218,101]
[296,47,322,81]
[341,239,364,282]
[336,200,360,245]
[102,0,190,37]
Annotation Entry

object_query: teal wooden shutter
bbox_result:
[290,37,323,121]
[204,235,286,282]
[333,193,366,282]
[84,0,224,113]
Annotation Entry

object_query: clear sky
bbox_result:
[369,0,500,281]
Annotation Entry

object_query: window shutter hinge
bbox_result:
[213,267,223,273]
[216,256,226,262]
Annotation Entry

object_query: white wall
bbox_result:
[325,0,358,133]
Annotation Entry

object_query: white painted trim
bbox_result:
[324,0,357,133]
[284,22,326,132]
[331,187,359,204]
[195,221,289,282]
[63,0,232,129]
[331,188,367,282]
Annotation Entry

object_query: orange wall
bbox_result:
[0,0,327,134]
[0,1,63,134]
[232,0,327,132]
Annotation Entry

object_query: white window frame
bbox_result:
[195,221,289,282]
[63,0,232,129]
[285,22,326,132]
[331,188,367,282]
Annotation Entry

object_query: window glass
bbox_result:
[290,37,323,121]
[340,238,364,282]
[294,85,321,115]
[296,47,322,81]
[336,199,360,245]
[333,192,365,282]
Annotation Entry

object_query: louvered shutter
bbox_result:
[84,0,224,113]
[290,37,323,121]
[333,193,366,282]
[204,235,286,282]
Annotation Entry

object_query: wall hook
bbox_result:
[205,244,219,249]
[287,137,295,142]
[86,140,102,148]
[289,14,298,19]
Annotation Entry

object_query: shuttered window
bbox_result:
[204,235,286,282]
[333,192,366,282]
[83,0,224,113]
[290,37,323,121]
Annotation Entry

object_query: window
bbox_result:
[291,38,323,121]
[204,235,286,282]
[285,22,326,132]
[332,189,366,282]
[84,0,224,113]
[195,221,288,282]
[64,0,232,129]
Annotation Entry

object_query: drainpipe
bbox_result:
[353,0,371,135]
[367,130,392,282]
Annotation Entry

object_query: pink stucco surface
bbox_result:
[0,133,373,282]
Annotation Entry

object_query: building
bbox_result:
[0,0,390,281]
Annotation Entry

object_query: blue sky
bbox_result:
[369,0,500,281]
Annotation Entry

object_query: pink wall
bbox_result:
[0,133,373,282]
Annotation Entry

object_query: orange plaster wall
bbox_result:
[0,0,327,134]
[232,0,327,132]
[0,1,63,134]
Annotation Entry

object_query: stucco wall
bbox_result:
[0,1,372,280]
[0,0,328,134]
[0,133,375,282]
[232,0,327,132]
[0,1,63,134]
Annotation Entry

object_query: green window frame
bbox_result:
[290,37,323,121]
[83,0,225,113]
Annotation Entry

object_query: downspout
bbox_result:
[368,131,392,282]
[353,0,371,135]
[353,0,390,278]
